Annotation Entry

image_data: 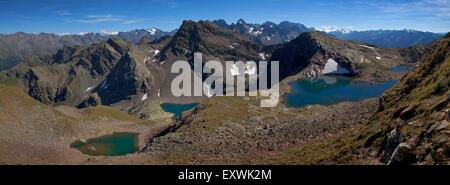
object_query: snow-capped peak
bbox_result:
[237,19,246,24]
[319,26,352,34]
[58,33,71,36]
[77,32,91,35]
[99,30,118,36]
[146,28,157,35]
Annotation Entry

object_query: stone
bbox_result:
[388,143,415,165]
[436,120,450,131]
[380,128,401,163]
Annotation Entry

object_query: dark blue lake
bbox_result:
[285,75,397,108]
[161,103,199,118]
[390,64,414,73]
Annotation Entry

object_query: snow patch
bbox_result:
[359,45,375,49]
[376,56,382,60]
[153,50,160,56]
[250,30,262,36]
[100,30,118,36]
[141,93,148,101]
[248,27,254,33]
[158,89,160,97]
[144,57,152,64]
[84,86,95,93]
[322,59,350,75]
[146,28,157,35]
[319,26,352,33]
[78,32,90,35]
[248,27,262,36]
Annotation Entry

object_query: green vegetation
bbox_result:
[80,105,141,122]
[268,33,450,165]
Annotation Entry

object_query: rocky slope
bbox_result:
[267,32,450,165]
[159,20,262,63]
[0,32,109,70]
[270,32,425,80]
[0,29,173,71]
[2,36,173,119]
[367,32,450,164]
[0,84,172,164]
[0,20,264,118]
[139,96,379,164]
[1,38,130,105]
[149,20,264,98]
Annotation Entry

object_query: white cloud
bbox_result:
[68,15,121,24]
[67,14,139,25]
[377,0,450,19]
[122,20,140,24]
[56,10,71,16]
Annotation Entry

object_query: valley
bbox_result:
[0,18,448,165]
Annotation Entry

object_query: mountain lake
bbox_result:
[161,103,199,119]
[71,132,139,156]
[285,75,398,108]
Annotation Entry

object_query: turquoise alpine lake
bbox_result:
[70,132,139,156]
[161,103,199,118]
[285,75,397,108]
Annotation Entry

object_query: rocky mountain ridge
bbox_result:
[270,32,426,80]
[329,29,444,48]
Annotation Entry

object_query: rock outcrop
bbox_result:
[364,33,450,164]
[270,32,424,80]
[1,38,129,105]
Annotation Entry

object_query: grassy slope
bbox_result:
[267,33,450,164]
[0,84,162,164]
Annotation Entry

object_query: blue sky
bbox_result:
[0,0,449,34]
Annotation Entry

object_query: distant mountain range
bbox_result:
[0,20,425,114]
[0,28,174,70]
[0,19,445,71]
[210,19,444,48]
[0,19,448,165]
[212,19,315,45]
[327,29,444,48]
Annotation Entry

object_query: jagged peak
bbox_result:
[106,37,129,54]
[290,31,329,43]
[237,18,247,24]
[51,45,82,64]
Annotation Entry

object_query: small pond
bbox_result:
[161,103,199,119]
[71,132,139,156]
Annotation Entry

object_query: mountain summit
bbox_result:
[213,19,315,45]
